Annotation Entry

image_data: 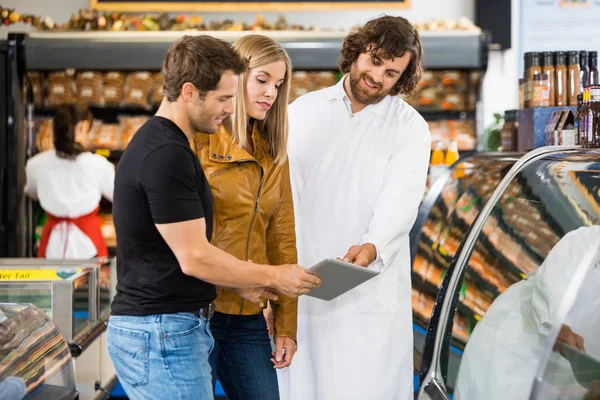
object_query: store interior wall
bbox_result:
[0,0,520,136]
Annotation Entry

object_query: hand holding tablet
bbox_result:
[305,258,379,301]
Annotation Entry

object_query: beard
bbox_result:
[348,68,390,106]
[190,114,217,134]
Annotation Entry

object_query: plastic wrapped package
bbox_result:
[99,213,116,248]
[312,71,338,90]
[119,116,149,149]
[90,123,122,150]
[103,72,125,106]
[75,71,104,106]
[46,71,76,106]
[122,71,153,109]
[290,71,312,103]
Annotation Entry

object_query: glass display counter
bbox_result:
[0,258,116,344]
[0,303,78,400]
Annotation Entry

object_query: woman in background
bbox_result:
[192,34,297,399]
[25,103,115,259]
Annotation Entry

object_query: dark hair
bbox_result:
[53,103,92,159]
[339,15,424,97]
[162,35,248,101]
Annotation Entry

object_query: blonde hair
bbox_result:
[227,34,292,165]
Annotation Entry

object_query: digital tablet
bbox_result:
[561,343,600,387]
[305,258,379,301]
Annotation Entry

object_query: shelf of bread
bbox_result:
[30,67,479,154]
[34,115,148,154]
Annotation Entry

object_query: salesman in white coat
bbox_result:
[277,16,431,400]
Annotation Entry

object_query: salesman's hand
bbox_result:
[273,264,321,297]
[341,243,377,268]
[271,337,297,369]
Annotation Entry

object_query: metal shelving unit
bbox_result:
[23,30,490,71]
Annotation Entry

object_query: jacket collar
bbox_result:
[207,122,270,169]
[325,74,392,119]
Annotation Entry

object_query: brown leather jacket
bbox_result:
[191,124,298,340]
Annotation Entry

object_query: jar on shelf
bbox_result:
[531,73,550,108]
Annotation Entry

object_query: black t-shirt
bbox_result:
[110,116,216,316]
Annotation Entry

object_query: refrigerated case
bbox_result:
[0,30,489,257]
[0,258,117,399]
[0,302,78,400]
[409,152,523,376]
[415,147,600,399]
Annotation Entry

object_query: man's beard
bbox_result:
[348,69,389,105]
[191,117,216,134]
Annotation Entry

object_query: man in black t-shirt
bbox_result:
[107,35,321,400]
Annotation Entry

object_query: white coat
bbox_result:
[277,77,431,400]
[454,225,600,400]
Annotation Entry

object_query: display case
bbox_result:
[0,303,78,400]
[417,147,600,399]
[0,258,116,344]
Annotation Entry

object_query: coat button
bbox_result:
[218,155,224,160]
[211,153,217,159]
[226,155,232,160]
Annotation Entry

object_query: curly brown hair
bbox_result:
[339,16,423,97]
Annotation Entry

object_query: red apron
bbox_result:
[38,205,108,258]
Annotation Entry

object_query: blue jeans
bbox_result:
[209,312,279,400]
[107,312,215,400]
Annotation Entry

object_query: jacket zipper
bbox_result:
[209,163,241,179]
[241,160,264,313]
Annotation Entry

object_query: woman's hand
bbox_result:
[271,337,297,369]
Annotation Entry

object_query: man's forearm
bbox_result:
[180,242,276,289]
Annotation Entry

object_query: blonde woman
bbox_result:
[192,34,296,399]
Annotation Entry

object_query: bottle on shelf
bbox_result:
[429,140,446,185]
[580,88,590,147]
[445,139,464,179]
[589,51,599,86]
[543,52,556,107]
[525,52,542,109]
[555,51,568,107]
[568,51,582,106]
[587,85,600,148]
[575,93,584,145]
[580,50,590,93]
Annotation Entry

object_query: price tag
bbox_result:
[95,149,111,158]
